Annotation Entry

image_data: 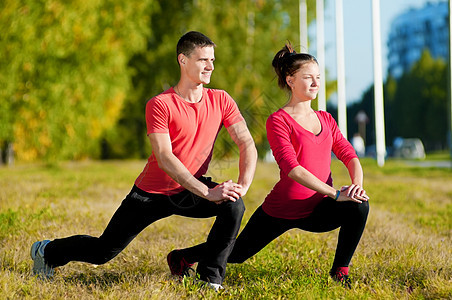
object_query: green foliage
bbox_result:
[0,0,156,161]
[1,1,336,161]
[347,50,449,151]
[105,0,320,159]
[389,51,448,150]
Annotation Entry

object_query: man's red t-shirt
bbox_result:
[134,87,244,195]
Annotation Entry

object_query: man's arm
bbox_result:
[226,120,258,197]
[148,132,241,202]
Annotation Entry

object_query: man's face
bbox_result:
[181,46,215,85]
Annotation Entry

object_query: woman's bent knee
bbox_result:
[359,200,370,216]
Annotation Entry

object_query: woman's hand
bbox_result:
[337,184,369,203]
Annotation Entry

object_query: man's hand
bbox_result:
[206,180,243,203]
[235,184,249,198]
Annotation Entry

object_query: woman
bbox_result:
[168,42,370,288]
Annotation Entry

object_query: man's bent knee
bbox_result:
[229,197,245,217]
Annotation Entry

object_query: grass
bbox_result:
[0,158,451,299]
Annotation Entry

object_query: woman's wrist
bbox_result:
[332,190,340,201]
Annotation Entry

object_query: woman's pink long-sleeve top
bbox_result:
[262,109,357,219]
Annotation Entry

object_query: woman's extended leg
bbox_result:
[178,206,293,265]
[228,206,293,263]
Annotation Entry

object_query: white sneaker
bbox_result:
[207,282,224,292]
[30,240,54,279]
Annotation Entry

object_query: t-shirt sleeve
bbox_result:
[325,112,358,165]
[146,97,170,135]
[266,113,300,175]
[220,91,244,128]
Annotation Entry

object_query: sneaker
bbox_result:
[207,282,224,292]
[167,249,195,278]
[30,240,54,279]
[330,267,352,289]
[192,277,224,292]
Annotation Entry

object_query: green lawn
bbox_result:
[1,158,451,299]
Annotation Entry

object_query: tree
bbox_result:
[0,0,156,161]
[1,0,331,161]
[347,50,448,152]
[387,50,448,150]
[106,0,321,159]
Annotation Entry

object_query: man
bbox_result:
[31,31,257,291]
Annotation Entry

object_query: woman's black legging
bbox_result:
[182,197,369,271]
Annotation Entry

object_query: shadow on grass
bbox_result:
[61,267,168,289]
[63,272,126,288]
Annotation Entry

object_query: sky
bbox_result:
[311,0,447,105]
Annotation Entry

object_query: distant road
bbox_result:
[405,160,452,168]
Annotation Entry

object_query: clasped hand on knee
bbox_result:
[337,184,369,203]
[206,180,243,204]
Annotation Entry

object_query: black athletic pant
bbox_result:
[181,198,369,272]
[44,177,245,284]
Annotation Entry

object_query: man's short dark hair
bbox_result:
[176,31,216,58]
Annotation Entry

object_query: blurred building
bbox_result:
[387,1,449,78]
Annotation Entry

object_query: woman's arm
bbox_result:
[347,157,364,186]
[340,157,369,202]
[288,166,338,199]
[288,164,368,203]
[327,112,369,202]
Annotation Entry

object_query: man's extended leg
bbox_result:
[38,187,173,271]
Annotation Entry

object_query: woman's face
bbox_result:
[287,62,320,101]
